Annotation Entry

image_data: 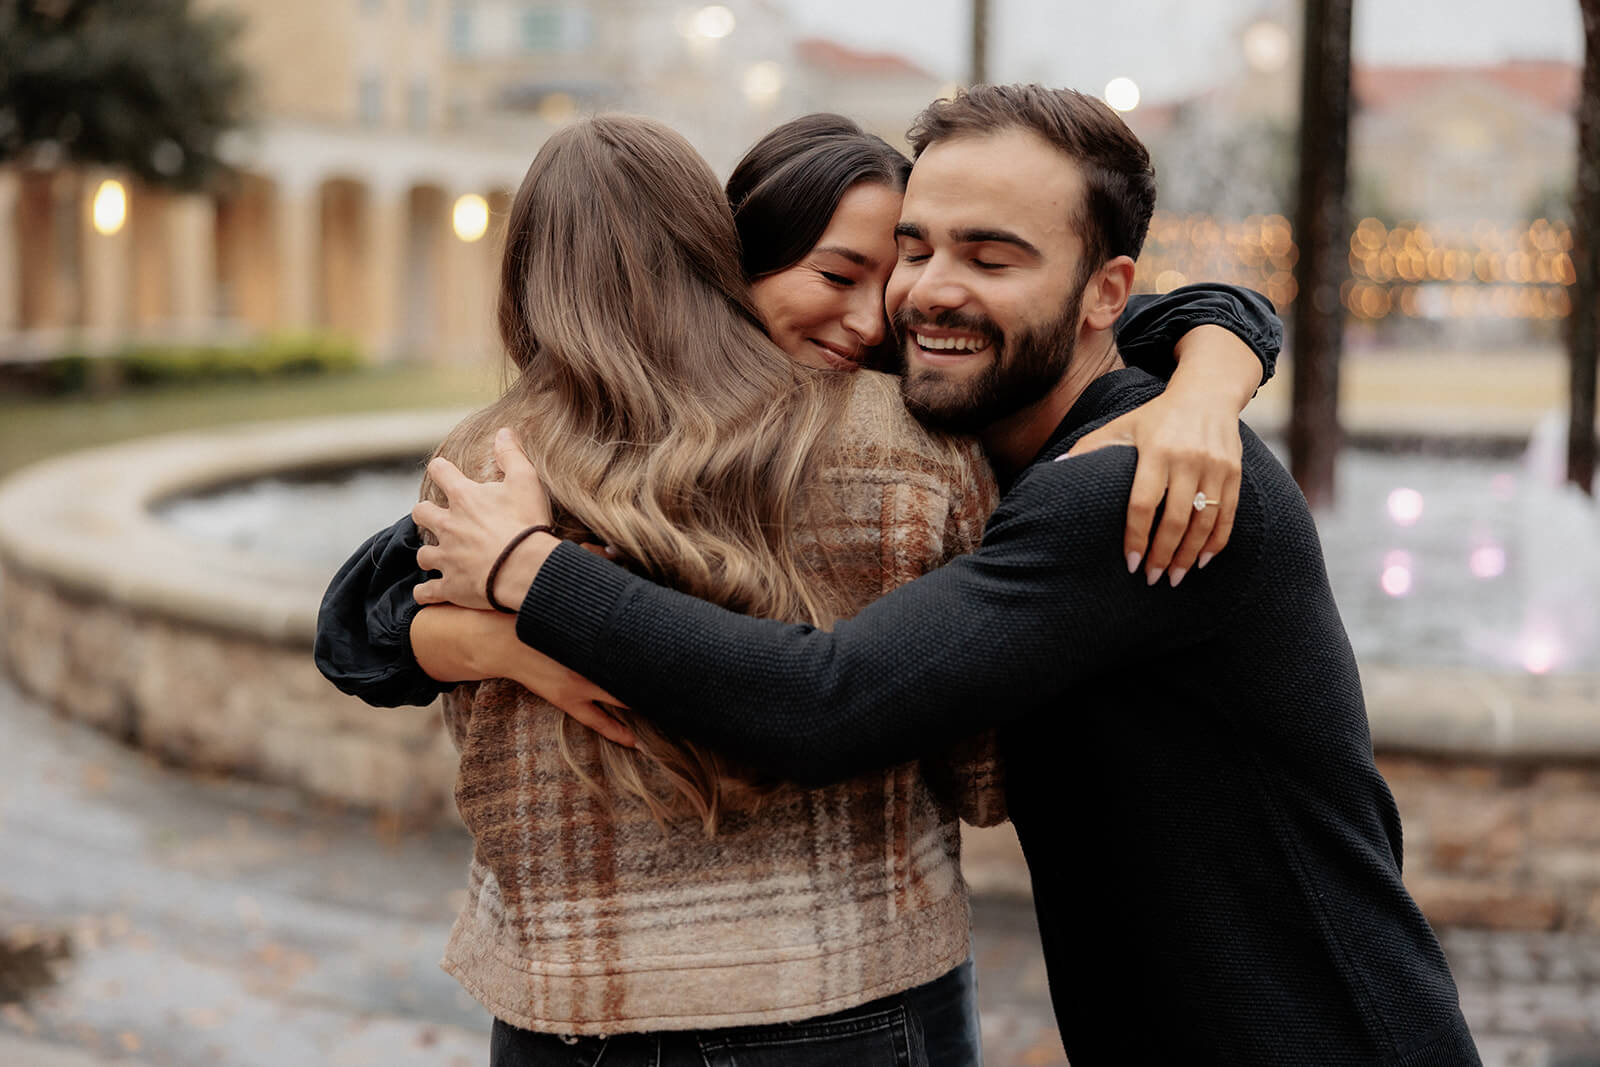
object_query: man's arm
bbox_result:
[511,445,1266,785]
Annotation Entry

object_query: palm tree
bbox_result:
[970,0,990,86]
[1287,0,1354,511]
[1568,0,1599,492]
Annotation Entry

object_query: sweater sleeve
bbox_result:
[919,439,1008,827]
[313,515,450,709]
[515,444,1265,785]
[1114,284,1282,387]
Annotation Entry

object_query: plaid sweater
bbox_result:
[437,371,1005,1035]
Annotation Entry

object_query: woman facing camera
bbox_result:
[316,113,1281,1066]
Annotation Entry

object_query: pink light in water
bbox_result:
[1386,488,1425,527]
[1522,635,1559,675]
[1380,550,1413,597]
[1469,542,1507,580]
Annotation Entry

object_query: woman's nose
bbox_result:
[844,289,886,348]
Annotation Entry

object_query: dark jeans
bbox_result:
[488,957,980,1067]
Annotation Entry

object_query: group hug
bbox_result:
[315,83,1482,1066]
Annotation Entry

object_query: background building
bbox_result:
[0,0,943,366]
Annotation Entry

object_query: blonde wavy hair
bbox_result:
[422,115,854,832]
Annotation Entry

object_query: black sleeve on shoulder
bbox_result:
[1114,284,1282,387]
[313,515,449,708]
[514,446,1264,784]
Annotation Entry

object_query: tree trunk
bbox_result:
[1568,0,1600,493]
[970,0,990,86]
[1288,0,1354,510]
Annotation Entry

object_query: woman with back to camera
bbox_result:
[316,114,1280,1065]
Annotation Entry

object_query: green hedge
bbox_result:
[13,334,365,395]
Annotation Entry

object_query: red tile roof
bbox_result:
[795,37,935,80]
[1353,60,1579,115]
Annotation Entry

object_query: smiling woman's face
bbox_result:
[749,181,903,372]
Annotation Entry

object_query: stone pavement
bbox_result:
[3,677,1599,1067]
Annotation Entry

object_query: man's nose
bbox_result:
[905,254,967,317]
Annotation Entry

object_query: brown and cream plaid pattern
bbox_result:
[438,373,1006,1035]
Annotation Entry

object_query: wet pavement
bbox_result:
[3,677,1599,1066]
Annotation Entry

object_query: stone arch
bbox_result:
[400,183,449,358]
[128,182,173,331]
[214,172,280,331]
[315,177,371,339]
[17,170,78,332]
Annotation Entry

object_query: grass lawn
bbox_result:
[0,363,501,479]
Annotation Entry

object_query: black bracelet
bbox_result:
[485,524,556,614]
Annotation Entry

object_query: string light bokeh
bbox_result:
[1133,213,1575,322]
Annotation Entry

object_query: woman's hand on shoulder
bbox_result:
[1067,390,1242,587]
[1067,325,1262,586]
[413,428,555,611]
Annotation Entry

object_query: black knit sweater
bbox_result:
[511,369,1481,1066]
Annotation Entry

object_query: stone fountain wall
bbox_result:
[0,566,456,821]
[1382,754,1600,932]
[0,412,464,823]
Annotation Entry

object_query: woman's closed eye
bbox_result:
[820,270,855,286]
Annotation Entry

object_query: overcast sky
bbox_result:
[777,0,1584,103]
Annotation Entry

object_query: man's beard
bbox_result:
[895,289,1084,435]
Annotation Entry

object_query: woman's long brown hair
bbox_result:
[422,115,855,833]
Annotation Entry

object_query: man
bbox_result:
[410,85,1481,1065]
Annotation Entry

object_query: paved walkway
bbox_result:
[2,678,1598,1066]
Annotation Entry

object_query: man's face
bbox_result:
[887,128,1095,433]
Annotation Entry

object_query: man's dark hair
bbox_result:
[907,84,1157,271]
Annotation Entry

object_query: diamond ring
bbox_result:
[1193,492,1220,512]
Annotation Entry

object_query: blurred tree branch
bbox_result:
[0,0,254,190]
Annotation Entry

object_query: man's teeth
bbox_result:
[916,333,985,352]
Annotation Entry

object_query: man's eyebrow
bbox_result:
[812,245,872,267]
[952,227,1042,258]
[893,222,925,241]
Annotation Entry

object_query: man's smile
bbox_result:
[910,327,994,364]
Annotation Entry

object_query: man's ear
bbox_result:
[1081,255,1136,332]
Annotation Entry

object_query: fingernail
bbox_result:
[1169,566,1187,588]
[1146,567,1164,586]
[1198,551,1215,569]
[604,545,620,559]
[1127,552,1142,574]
